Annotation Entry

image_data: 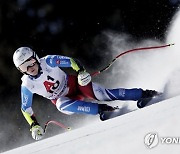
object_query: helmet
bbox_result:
[13,47,40,70]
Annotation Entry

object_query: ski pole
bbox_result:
[91,43,174,77]
[44,120,71,133]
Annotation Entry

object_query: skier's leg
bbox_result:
[92,82,160,109]
[92,82,143,101]
[104,88,143,101]
[55,96,99,115]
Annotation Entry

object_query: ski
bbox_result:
[99,109,122,121]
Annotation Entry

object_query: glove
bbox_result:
[78,71,91,86]
[30,124,44,141]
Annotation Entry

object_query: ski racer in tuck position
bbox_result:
[13,47,159,140]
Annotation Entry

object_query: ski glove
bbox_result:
[78,71,91,86]
[30,124,44,140]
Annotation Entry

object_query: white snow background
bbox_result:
[3,8,180,154]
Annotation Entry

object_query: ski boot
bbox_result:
[98,104,119,121]
[137,89,161,108]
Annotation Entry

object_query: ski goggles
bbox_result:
[18,58,37,72]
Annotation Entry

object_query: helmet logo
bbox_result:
[18,52,27,62]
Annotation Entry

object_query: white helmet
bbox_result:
[13,47,40,69]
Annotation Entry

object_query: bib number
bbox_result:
[43,75,60,93]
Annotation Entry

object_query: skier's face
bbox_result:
[19,58,39,76]
[26,62,39,76]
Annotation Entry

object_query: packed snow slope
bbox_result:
[3,96,180,154]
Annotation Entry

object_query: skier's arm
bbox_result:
[21,86,37,126]
[46,55,91,86]
[21,86,44,140]
[45,55,85,72]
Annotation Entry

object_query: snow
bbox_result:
[3,96,180,154]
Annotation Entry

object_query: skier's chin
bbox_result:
[29,70,38,76]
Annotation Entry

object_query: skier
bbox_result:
[13,47,159,140]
